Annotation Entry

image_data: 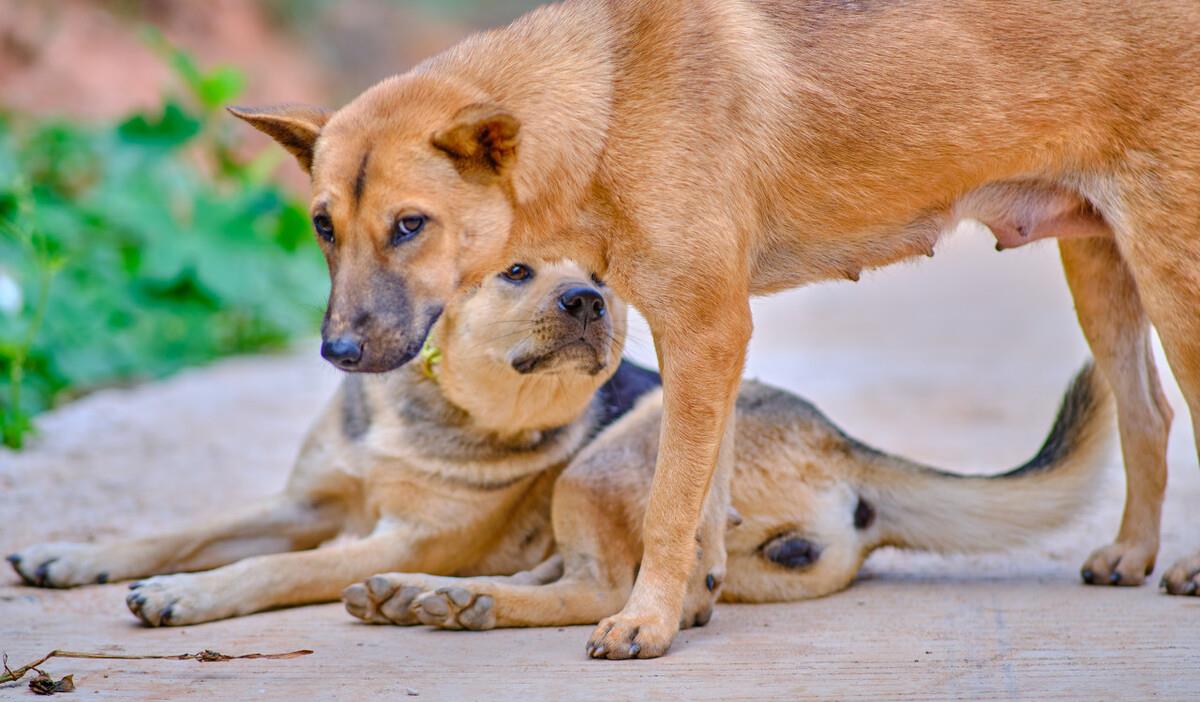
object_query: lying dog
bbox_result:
[346,360,1111,633]
[8,261,1109,630]
[7,261,640,625]
[229,0,1200,658]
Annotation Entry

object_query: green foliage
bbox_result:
[0,41,326,450]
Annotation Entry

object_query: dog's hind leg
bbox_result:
[1105,176,1200,595]
[1061,236,1171,586]
[7,494,344,588]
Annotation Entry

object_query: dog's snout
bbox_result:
[321,336,365,369]
[558,287,605,324]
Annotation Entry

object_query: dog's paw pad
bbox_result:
[413,587,495,630]
[1161,554,1200,596]
[343,575,424,625]
[1080,542,1154,587]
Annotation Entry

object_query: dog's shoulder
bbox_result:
[591,359,662,434]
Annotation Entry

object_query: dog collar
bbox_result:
[419,338,443,381]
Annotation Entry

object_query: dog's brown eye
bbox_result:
[590,273,605,287]
[393,214,427,244]
[313,213,334,243]
[500,263,534,283]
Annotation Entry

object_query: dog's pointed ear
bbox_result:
[227,104,331,174]
[432,104,521,182]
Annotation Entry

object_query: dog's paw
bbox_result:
[586,609,678,660]
[1080,542,1156,587]
[411,587,496,630]
[342,574,424,625]
[125,574,228,626]
[1160,553,1200,596]
[7,543,114,588]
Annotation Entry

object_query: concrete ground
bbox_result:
[2,227,1197,700]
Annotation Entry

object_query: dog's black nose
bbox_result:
[558,287,605,323]
[321,336,364,369]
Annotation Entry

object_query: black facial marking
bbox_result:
[592,359,661,434]
[761,534,821,570]
[854,496,875,530]
[341,375,371,440]
[352,148,372,207]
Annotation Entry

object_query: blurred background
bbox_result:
[0,0,542,448]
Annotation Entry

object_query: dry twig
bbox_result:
[1,648,313,692]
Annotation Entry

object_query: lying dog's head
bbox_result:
[230,78,533,373]
[431,259,627,431]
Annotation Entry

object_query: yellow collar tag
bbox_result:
[419,338,443,381]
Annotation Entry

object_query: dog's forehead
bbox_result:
[538,260,591,283]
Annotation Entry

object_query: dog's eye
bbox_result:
[500,263,534,284]
[590,273,606,287]
[313,213,335,243]
[393,214,427,244]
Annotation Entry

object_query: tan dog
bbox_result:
[229,0,1200,657]
[8,262,1110,634]
[346,363,1112,634]
[6,261,636,624]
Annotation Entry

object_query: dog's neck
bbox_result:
[416,1,616,267]
[407,324,604,438]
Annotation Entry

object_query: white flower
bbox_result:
[0,268,22,316]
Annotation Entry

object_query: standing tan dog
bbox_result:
[7,261,1111,631]
[230,0,1200,657]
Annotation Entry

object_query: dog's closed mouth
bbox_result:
[512,339,603,375]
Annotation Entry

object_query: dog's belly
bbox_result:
[750,179,1112,294]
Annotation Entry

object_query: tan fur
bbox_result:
[8,262,625,624]
[9,266,1111,635]
[347,363,1113,630]
[230,0,1200,656]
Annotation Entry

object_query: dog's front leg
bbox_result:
[585,292,751,659]
[8,494,343,588]
[125,527,424,626]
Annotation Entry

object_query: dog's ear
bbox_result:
[432,104,521,183]
[226,104,331,174]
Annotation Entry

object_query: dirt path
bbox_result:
[2,229,1197,700]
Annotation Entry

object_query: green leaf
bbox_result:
[116,102,202,148]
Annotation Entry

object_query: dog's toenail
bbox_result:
[161,605,174,625]
[1109,571,1122,585]
[129,581,143,590]
[1081,569,1095,584]
[6,554,19,566]
[1160,577,1168,590]
[34,560,54,585]
[629,642,640,657]
[1187,581,1198,596]
[96,572,109,584]
[706,573,715,592]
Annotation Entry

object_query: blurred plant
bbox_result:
[0,35,326,450]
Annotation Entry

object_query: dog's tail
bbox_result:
[853,363,1114,554]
